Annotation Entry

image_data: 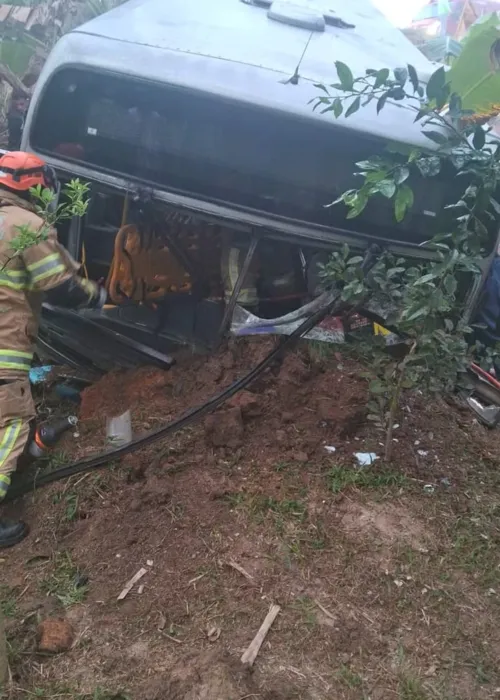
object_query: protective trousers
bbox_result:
[0,378,35,501]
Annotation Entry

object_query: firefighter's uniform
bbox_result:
[0,176,101,511]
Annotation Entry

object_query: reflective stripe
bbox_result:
[0,268,29,290]
[0,420,21,499]
[28,253,66,284]
[0,349,32,372]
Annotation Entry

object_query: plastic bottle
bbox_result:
[29,416,78,458]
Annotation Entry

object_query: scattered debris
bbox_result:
[38,619,75,654]
[241,604,281,667]
[227,560,255,584]
[206,626,221,642]
[324,445,337,454]
[313,599,336,622]
[158,629,183,644]
[117,567,148,601]
[423,484,435,494]
[417,449,429,457]
[354,452,378,466]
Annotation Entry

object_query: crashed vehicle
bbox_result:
[20,0,498,364]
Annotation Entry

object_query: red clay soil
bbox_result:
[3,338,500,699]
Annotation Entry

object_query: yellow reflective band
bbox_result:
[0,350,32,372]
[26,253,61,273]
[0,269,29,290]
[31,264,66,284]
[0,421,22,468]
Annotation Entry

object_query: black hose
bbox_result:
[7,246,380,501]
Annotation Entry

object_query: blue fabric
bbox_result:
[477,258,500,344]
[28,365,53,385]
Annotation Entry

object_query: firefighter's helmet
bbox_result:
[0,151,57,192]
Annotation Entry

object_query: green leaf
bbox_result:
[473,125,485,150]
[314,83,330,94]
[490,197,500,215]
[377,179,397,198]
[374,68,390,89]
[444,275,458,295]
[333,97,343,118]
[422,130,449,146]
[355,160,383,171]
[394,66,408,86]
[377,93,388,114]
[407,64,419,93]
[394,167,410,185]
[335,61,354,91]
[426,66,446,102]
[416,156,442,178]
[345,95,361,118]
[394,185,414,222]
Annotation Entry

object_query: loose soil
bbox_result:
[1,338,500,700]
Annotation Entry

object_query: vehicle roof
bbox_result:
[26,0,441,149]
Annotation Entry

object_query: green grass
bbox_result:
[337,664,363,690]
[40,552,88,608]
[0,584,17,618]
[52,491,80,522]
[327,465,409,494]
[448,510,500,589]
[398,674,429,700]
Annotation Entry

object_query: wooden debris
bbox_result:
[158,629,183,644]
[313,598,336,622]
[228,560,255,584]
[117,567,147,601]
[241,604,281,667]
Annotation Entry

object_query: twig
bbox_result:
[227,560,255,584]
[241,604,281,667]
[313,598,335,621]
[158,629,183,644]
[117,567,147,601]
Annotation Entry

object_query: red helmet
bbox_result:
[0,151,57,192]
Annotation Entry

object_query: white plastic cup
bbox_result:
[106,410,132,446]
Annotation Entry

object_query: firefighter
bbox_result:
[0,151,105,548]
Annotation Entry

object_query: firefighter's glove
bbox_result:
[81,279,107,309]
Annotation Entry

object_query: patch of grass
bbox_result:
[292,595,317,628]
[327,465,408,494]
[448,510,500,589]
[398,674,428,700]
[40,551,88,607]
[52,491,80,522]
[43,450,69,472]
[0,584,17,617]
[337,664,363,689]
[224,493,307,521]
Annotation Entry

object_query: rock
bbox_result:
[227,391,261,419]
[204,407,244,448]
[291,451,309,464]
[38,619,74,653]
